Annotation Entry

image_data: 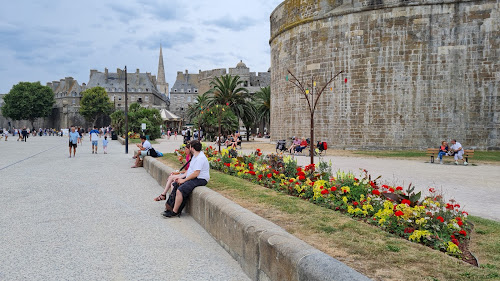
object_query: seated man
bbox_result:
[288,136,300,153]
[131,135,151,168]
[162,140,210,218]
[295,137,308,153]
[450,139,468,166]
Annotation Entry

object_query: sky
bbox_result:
[0,0,283,94]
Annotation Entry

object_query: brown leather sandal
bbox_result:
[154,194,166,201]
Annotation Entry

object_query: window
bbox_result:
[72,99,76,104]
[174,89,177,92]
[194,89,198,93]
[145,96,149,102]
[187,96,191,102]
[118,104,121,107]
[188,89,191,93]
[181,88,184,93]
[146,88,149,92]
[118,96,122,101]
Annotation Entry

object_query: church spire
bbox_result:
[157,44,166,85]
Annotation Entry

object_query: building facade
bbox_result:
[170,61,271,123]
[270,0,500,150]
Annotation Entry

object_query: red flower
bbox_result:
[372,189,380,196]
[459,230,467,237]
[354,177,358,182]
[319,186,324,189]
[258,174,263,179]
[256,149,261,152]
[298,175,306,181]
[457,220,463,226]
[271,181,276,184]
[401,199,411,206]
[454,204,461,208]
[344,78,348,83]
[297,171,306,177]
[396,186,403,191]
[321,189,329,195]
[369,181,376,188]
[382,185,389,189]
[296,167,302,172]
[353,201,359,206]
[258,153,262,156]
[289,179,294,183]
[429,188,436,193]
[452,238,459,246]
[436,216,444,223]
[446,203,454,210]
[462,211,469,216]
[389,188,395,193]
[395,210,404,217]
[404,227,414,233]
[330,186,337,192]
[267,173,272,178]
[249,171,256,176]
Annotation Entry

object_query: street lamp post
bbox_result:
[125,66,129,154]
[286,69,344,165]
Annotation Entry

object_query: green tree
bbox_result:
[194,105,239,140]
[110,110,125,136]
[127,103,163,140]
[1,82,55,128]
[206,74,253,123]
[254,86,271,134]
[79,87,113,126]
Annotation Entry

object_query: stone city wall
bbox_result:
[270,0,500,150]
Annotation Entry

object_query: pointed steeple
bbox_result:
[156,44,169,96]
[157,44,166,85]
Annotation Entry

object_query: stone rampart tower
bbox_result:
[270,0,500,150]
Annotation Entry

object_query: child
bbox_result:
[103,136,109,154]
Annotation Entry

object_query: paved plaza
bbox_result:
[151,137,500,222]
[0,136,249,281]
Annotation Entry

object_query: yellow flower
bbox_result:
[347,206,354,214]
[341,186,350,193]
[409,230,431,242]
[415,218,427,225]
[446,241,461,254]
[342,196,348,204]
[378,218,386,225]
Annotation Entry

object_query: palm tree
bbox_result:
[206,74,253,123]
[186,92,210,121]
[254,86,270,135]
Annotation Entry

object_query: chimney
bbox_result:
[105,68,108,82]
[136,69,140,74]
[90,69,98,80]
[185,69,188,74]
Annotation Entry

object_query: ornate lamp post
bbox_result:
[286,69,344,165]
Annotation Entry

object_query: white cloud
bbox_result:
[0,0,283,93]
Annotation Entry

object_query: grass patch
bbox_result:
[352,150,500,163]
[159,154,500,281]
[127,138,158,144]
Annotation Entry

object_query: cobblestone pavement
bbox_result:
[152,137,500,222]
[0,136,250,281]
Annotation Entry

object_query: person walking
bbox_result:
[102,136,109,154]
[68,126,80,158]
[22,128,28,142]
[89,126,100,154]
[3,129,8,141]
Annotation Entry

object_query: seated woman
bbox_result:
[288,137,300,153]
[231,132,241,149]
[154,143,192,201]
[225,135,234,147]
[438,141,449,164]
[295,138,308,153]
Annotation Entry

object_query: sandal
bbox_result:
[154,194,166,201]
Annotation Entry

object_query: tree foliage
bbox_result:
[193,105,239,140]
[110,103,162,140]
[206,74,254,123]
[79,87,113,126]
[1,82,55,128]
[254,86,271,128]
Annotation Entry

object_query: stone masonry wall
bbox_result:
[270,0,500,150]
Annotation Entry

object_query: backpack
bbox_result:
[147,147,158,157]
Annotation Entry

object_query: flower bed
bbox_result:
[175,145,475,263]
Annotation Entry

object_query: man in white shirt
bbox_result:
[450,139,468,166]
[163,140,210,218]
[89,126,100,154]
[131,135,152,168]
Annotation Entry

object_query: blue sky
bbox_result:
[0,0,283,93]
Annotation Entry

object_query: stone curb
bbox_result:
[143,156,371,281]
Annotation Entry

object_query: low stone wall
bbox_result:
[143,156,371,281]
[117,136,125,145]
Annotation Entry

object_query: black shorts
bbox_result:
[173,178,208,199]
[69,141,77,148]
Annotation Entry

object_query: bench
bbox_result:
[426,148,474,163]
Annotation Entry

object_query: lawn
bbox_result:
[160,153,500,281]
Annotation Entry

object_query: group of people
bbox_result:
[438,139,468,165]
[131,136,210,218]
[288,137,308,153]
[222,132,242,149]
[67,125,110,158]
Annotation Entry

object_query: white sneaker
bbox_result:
[464,161,468,166]
[455,161,458,165]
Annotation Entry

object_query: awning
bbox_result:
[160,109,182,121]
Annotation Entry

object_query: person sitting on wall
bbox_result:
[438,141,449,164]
[450,139,468,166]
[162,140,210,218]
[154,143,192,201]
[131,135,151,168]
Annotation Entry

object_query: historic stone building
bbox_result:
[170,61,271,122]
[0,46,170,130]
[270,0,500,150]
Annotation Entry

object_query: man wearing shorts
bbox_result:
[162,140,210,218]
[68,126,80,158]
[131,135,151,168]
[89,126,100,154]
